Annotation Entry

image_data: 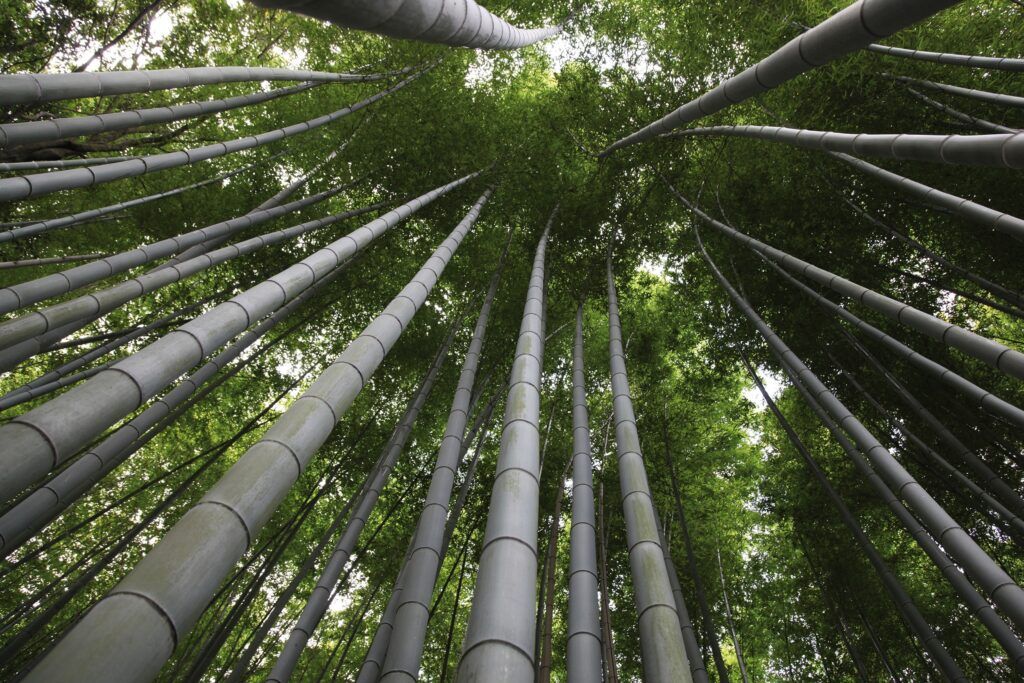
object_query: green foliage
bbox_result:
[1,0,1023,680]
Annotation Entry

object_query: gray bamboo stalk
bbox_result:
[715,548,749,683]
[537,454,571,683]
[0,170,478,505]
[456,215,553,682]
[740,352,969,681]
[0,181,352,319]
[23,184,488,683]
[0,152,285,243]
[668,185,1024,378]
[0,67,427,203]
[607,257,693,682]
[840,332,1024,518]
[867,43,1024,71]
[661,417,728,682]
[696,232,1024,647]
[0,253,109,269]
[0,65,400,107]
[769,335,1024,674]
[904,87,1018,134]
[887,74,1024,110]
[0,82,319,150]
[597,481,619,683]
[759,254,1024,430]
[666,125,1024,168]
[0,195,387,355]
[247,0,562,50]
[267,317,464,683]
[656,509,710,683]
[566,303,603,683]
[0,257,351,557]
[0,156,140,171]
[599,0,961,155]
[377,216,504,682]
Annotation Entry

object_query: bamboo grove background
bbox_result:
[0,0,1023,680]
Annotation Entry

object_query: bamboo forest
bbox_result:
[1,0,1023,680]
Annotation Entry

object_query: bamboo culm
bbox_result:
[887,74,1024,110]
[0,171,479,506]
[667,184,1024,378]
[607,257,693,682]
[696,230,1024,655]
[456,215,552,682]
[0,82,319,150]
[868,44,1024,71]
[565,303,603,683]
[0,64,403,107]
[24,183,489,683]
[0,152,286,243]
[0,67,428,203]
[0,156,140,170]
[666,125,1024,168]
[377,215,504,682]
[247,0,562,50]
[600,0,961,154]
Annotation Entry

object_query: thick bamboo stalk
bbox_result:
[457,213,553,683]
[697,231,1024,649]
[600,0,961,155]
[0,82,318,150]
[565,303,603,683]
[0,171,479,505]
[668,185,1024,378]
[377,219,505,682]
[0,67,427,203]
[667,125,1024,168]
[247,0,562,50]
[23,184,488,683]
[0,152,284,243]
[607,257,693,682]
[867,43,1024,72]
[0,65,402,107]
